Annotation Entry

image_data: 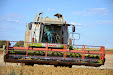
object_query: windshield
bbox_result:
[41,25,62,43]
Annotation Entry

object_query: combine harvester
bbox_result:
[4,12,105,68]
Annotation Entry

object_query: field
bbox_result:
[0,65,113,75]
[0,48,113,75]
[0,54,113,75]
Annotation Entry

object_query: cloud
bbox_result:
[0,13,26,36]
[96,20,113,25]
[73,8,110,16]
[70,22,83,26]
[0,13,25,24]
[7,18,23,24]
[112,1,113,6]
[89,8,109,16]
[69,22,87,29]
[70,22,87,26]
[76,27,82,29]
[0,16,2,18]
[47,8,56,11]
[0,24,16,32]
[69,26,82,29]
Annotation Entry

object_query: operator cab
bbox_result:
[25,12,75,46]
[41,25,62,43]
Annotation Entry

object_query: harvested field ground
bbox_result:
[0,66,113,75]
[0,54,113,75]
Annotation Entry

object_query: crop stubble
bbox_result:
[0,65,113,75]
[0,54,113,75]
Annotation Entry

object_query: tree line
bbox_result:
[0,40,24,48]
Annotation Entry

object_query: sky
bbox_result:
[0,0,113,48]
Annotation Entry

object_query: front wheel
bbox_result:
[25,63,34,66]
[68,65,72,68]
[54,65,57,67]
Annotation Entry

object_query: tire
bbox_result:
[68,65,72,68]
[102,58,106,65]
[54,65,57,67]
[25,63,34,66]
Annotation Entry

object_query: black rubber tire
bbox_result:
[54,65,57,67]
[25,63,34,66]
[102,58,106,65]
[68,65,72,68]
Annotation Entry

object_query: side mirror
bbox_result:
[28,23,32,30]
[72,26,75,32]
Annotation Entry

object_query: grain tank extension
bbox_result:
[4,12,105,67]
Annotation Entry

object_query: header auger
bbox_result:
[4,12,105,68]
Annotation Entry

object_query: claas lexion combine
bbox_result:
[4,12,105,67]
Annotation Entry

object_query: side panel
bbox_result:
[24,30,31,47]
[62,26,68,44]
[30,24,41,42]
[24,23,41,46]
[39,24,44,42]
